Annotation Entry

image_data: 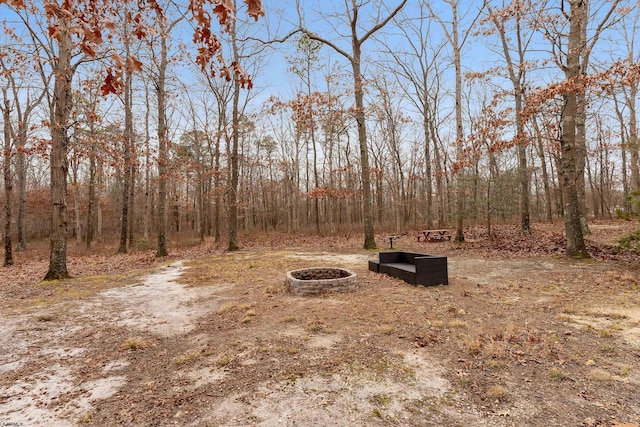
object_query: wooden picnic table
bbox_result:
[417,229,452,242]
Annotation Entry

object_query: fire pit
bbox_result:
[286,267,357,296]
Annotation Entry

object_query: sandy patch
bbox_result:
[287,252,371,266]
[204,350,454,426]
[0,261,227,425]
[93,262,207,336]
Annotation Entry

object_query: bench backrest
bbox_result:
[379,251,434,264]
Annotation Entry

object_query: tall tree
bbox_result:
[6,0,145,279]
[382,1,448,229]
[558,0,590,257]
[429,0,482,242]
[151,13,181,257]
[118,10,136,254]
[43,4,77,279]
[300,0,408,249]
[483,0,535,234]
[2,88,13,266]
[0,45,47,252]
[533,0,627,256]
[227,11,242,251]
[288,34,323,234]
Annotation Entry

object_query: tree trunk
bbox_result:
[155,31,169,257]
[560,0,589,258]
[86,134,96,248]
[71,158,81,242]
[352,48,376,249]
[16,127,27,251]
[214,125,222,243]
[44,23,73,280]
[118,66,133,253]
[429,116,445,227]
[612,92,631,213]
[532,117,553,222]
[3,92,14,266]
[143,84,151,241]
[628,84,639,193]
[227,19,241,252]
[451,2,465,243]
[576,89,590,233]
[423,117,433,229]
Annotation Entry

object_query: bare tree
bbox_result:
[118,10,136,254]
[150,14,182,257]
[381,1,448,230]
[558,0,590,257]
[428,0,483,242]
[299,0,407,249]
[1,88,13,266]
[483,0,537,234]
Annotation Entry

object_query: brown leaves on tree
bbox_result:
[308,186,355,200]
[190,0,262,84]
[80,22,103,44]
[0,0,26,8]
[213,0,234,30]
[100,67,124,96]
[524,60,640,121]
[131,12,150,40]
[126,55,143,73]
[244,0,264,21]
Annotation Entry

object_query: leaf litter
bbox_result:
[0,222,639,426]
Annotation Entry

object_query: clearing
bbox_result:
[1,222,639,426]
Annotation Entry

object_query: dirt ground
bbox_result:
[1,221,639,426]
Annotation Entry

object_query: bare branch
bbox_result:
[298,28,353,62]
[360,0,407,44]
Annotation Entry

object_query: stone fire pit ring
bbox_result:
[286,267,357,296]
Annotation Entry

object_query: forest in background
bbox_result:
[1,0,640,278]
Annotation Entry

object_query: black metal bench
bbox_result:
[369,251,448,286]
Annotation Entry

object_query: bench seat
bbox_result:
[369,251,448,286]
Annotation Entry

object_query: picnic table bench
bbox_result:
[417,229,453,242]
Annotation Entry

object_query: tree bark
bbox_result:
[86,129,96,248]
[560,0,589,258]
[155,28,169,257]
[451,2,465,243]
[532,117,553,222]
[44,22,73,280]
[16,126,27,251]
[227,18,241,252]
[301,0,407,249]
[3,92,14,266]
[118,62,133,253]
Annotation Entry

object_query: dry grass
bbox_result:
[174,352,201,365]
[549,367,567,380]
[2,223,640,426]
[217,303,237,314]
[215,351,236,367]
[120,338,147,351]
[448,319,468,328]
[486,385,506,399]
[588,368,614,382]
